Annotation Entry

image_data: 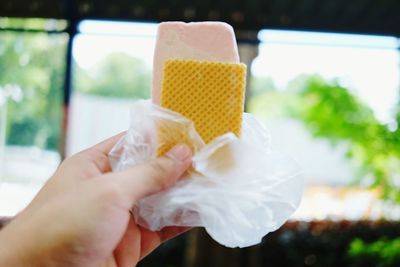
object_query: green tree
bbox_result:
[294,76,400,202]
[249,75,400,202]
[75,52,151,99]
[0,30,67,150]
[348,238,400,267]
[0,19,152,151]
[248,75,297,119]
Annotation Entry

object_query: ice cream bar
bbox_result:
[152,21,240,104]
[153,22,246,155]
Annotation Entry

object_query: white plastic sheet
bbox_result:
[109,100,303,248]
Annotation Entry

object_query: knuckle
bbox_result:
[59,155,78,168]
[148,159,173,176]
[92,152,111,171]
[97,153,109,166]
[96,181,124,203]
[148,159,175,189]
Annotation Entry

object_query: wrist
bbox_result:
[0,226,27,266]
[0,218,44,267]
[0,215,82,267]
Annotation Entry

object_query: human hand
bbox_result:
[0,133,192,267]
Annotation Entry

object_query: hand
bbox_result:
[0,133,192,267]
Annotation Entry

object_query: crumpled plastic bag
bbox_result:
[109,100,303,248]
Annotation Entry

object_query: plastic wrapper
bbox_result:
[109,100,303,248]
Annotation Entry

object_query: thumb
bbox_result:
[110,144,192,203]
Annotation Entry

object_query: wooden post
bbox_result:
[236,31,260,112]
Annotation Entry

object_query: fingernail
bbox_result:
[167,144,192,162]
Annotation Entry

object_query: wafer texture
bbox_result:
[155,114,204,158]
[158,59,246,155]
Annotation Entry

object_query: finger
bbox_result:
[139,226,192,261]
[114,217,141,267]
[109,144,192,204]
[100,256,118,267]
[158,226,192,243]
[63,132,126,177]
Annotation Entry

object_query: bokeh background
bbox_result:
[0,1,400,266]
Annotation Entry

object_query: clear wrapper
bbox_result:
[109,100,303,248]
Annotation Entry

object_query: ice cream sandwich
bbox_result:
[153,22,246,155]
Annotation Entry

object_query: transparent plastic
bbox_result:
[109,100,303,248]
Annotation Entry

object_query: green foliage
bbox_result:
[75,52,151,99]
[248,75,298,118]
[0,19,152,152]
[294,76,400,202]
[0,17,67,31]
[0,31,67,150]
[348,238,400,267]
[295,76,383,144]
[249,75,400,203]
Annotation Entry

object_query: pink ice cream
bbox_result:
[152,21,240,104]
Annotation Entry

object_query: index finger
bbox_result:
[92,131,126,155]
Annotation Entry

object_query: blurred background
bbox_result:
[0,0,400,266]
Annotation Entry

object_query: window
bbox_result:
[67,21,157,155]
[1,19,399,221]
[249,30,400,220]
[0,18,67,215]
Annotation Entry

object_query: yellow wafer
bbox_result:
[157,59,246,155]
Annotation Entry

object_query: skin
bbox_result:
[0,133,192,267]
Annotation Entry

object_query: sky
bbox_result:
[72,20,400,124]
